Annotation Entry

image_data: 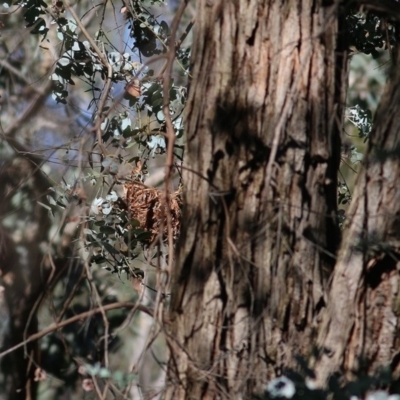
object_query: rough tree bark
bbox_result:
[316,38,400,385]
[166,1,347,398]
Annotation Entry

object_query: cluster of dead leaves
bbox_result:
[123,179,182,244]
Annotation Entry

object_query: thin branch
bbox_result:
[176,16,195,49]
[83,254,111,369]
[0,302,155,360]
[162,0,190,274]
[350,0,400,20]
[0,59,45,94]
[64,0,111,156]
[158,15,195,77]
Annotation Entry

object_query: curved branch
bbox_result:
[0,301,156,360]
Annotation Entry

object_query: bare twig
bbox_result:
[0,59,45,94]
[157,15,195,77]
[64,0,111,156]
[176,16,195,49]
[83,256,111,370]
[349,0,400,20]
[0,302,155,360]
[162,0,190,275]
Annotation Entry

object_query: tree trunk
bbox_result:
[165,1,347,398]
[316,39,400,385]
[0,227,39,400]
[0,158,52,400]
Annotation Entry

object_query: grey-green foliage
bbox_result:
[346,10,396,58]
[7,0,189,151]
[41,0,189,275]
[346,105,373,141]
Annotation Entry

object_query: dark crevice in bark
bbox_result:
[225,140,234,157]
[209,149,226,180]
[175,229,196,287]
[391,351,400,373]
[246,21,258,46]
[365,256,397,289]
[315,296,326,314]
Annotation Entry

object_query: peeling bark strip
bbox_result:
[166,1,346,399]
[316,44,400,384]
